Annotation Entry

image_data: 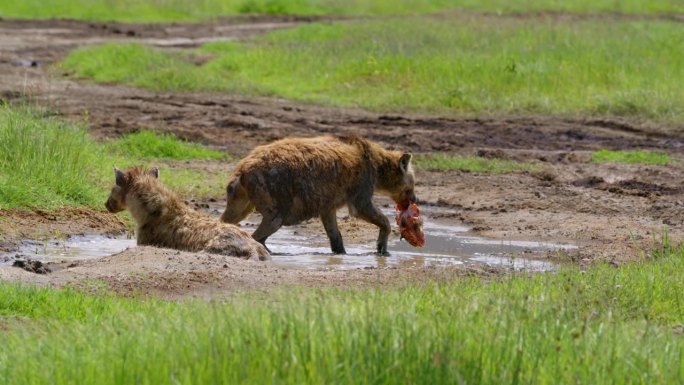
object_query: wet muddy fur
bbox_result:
[221,135,416,255]
[106,167,270,261]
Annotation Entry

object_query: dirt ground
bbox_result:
[0,15,682,297]
[0,245,507,299]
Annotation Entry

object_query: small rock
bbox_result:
[13,259,50,274]
[14,59,39,68]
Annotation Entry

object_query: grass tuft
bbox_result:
[0,106,106,209]
[108,131,227,161]
[162,167,227,199]
[61,43,206,91]
[415,154,537,173]
[0,106,229,209]
[592,149,671,165]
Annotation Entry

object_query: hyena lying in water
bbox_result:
[105,167,270,261]
[220,135,416,255]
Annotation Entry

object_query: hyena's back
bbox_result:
[205,225,270,259]
[225,136,365,225]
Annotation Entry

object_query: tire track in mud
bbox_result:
[58,91,684,155]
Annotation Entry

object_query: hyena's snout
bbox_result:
[104,198,114,213]
[105,197,123,213]
[219,210,230,223]
[397,190,417,207]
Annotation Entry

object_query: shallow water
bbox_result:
[1,235,137,265]
[255,207,570,271]
[1,206,574,271]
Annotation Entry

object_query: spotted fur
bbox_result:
[106,167,269,261]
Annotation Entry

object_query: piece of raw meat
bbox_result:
[395,202,425,247]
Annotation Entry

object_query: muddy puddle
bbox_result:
[247,207,572,271]
[2,206,574,272]
[1,235,136,265]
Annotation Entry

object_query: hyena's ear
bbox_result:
[114,167,125,186]
[399,153,413,173]
[148,167,159,179]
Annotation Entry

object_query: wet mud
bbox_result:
[1,206,571,272]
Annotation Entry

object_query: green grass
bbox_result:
[0,106,229,209]
[0,0,682,22]
[108,130,227,161]
[0,107,107,208]
[1,243,683,384]
[415,154,537,173]
[61,18,684,122]
[162,167,228,198]
[592,149,671,166]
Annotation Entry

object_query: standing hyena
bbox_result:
[220,135,416,255]
[105,167,270,261]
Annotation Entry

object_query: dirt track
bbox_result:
[1,16,683,296]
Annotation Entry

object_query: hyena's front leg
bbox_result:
[353,200,391,256]
[252,212,283,253]
[321,209,346,254]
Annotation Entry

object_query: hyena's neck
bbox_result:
[351,139,393,176]
[371,149,406,193]
[127,179,188,229]
[372,150,398,175]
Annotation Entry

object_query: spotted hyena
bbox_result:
[220,135,416,255]
[106,167,270,261]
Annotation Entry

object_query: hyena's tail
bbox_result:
[220,174,254,223]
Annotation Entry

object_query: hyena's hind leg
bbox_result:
[220,178,255,224]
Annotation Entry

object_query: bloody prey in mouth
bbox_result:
[395,202,425,247]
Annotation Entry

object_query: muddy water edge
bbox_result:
[2,204,574,273]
